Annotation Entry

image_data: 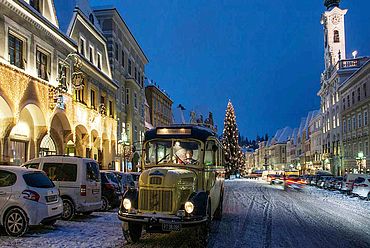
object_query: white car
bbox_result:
[0,166,63,237]
[341,173,367,194]
[352,175,370,200]
[23,156,102,220]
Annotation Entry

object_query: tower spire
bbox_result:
[324,0,341,10]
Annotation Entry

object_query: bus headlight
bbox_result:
[123,198,132,210]
[184,201,194,214]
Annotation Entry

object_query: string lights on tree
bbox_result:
[222,100,244,175]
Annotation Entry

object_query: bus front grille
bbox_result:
[139,189,173,212]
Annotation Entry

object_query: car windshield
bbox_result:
[106,172,119,184]
[23,172,54,188]
[145,139,201,166]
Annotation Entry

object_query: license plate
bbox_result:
[162,223,181,232]
[46,195,58,202]
[92,189,100,194]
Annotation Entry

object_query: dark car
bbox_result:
[334,176,344,190]
[100,171,122,211]
[323,176,335,189]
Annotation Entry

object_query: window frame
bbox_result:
[8,31,26,70]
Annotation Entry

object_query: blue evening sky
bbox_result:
[90,0,370,138]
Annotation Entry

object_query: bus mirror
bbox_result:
[212,145,218,152]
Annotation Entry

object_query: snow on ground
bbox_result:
[1,180,370,248]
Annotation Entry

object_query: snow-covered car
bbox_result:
[341,173,367,194]
[352,176,370,199]
[0,166,62,236]
[23,156,102,220]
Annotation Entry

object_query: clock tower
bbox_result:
[321,0,347,71]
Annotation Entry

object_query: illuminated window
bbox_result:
[8,33,24,69]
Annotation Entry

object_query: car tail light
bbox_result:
[22,190,40,202]
[80,185,87,196]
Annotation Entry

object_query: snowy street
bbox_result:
[1,179,370,248]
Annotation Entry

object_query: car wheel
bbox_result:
[196,201,211,248]
[127,223,142,243]
[4,208,28,237]
[214,194,223,220]
[101,196,109,211]
[62,198,75,220]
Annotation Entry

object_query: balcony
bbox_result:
[321,57,369,83]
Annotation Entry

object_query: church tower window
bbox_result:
[333,30,340,43]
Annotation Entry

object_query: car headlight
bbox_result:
[184,201,194,214]
[123,198,131,210]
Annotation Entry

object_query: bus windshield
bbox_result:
[145,139,201,166]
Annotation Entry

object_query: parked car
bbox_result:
[100,171,122,211]
[23,156,102,220]
[128,172,141,189]
[106,171,135,193]
[333,176,344,190]
[317,176,331,188]
[323,176,334,189]
[0,166,63,236]
[352,175,370,199]
[341,173,367,194]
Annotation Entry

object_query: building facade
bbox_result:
[318,0,368,175]
[0,0,117,168]
[145,83,173,127]
[340,61,370,174]
[93,8,149,171]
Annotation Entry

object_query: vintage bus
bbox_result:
[118,125,225,247]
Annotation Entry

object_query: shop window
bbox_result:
[8,32,24,69]
[39,134,56,157]
[10,140,27,166]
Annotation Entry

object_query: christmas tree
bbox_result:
[222,100,244,175]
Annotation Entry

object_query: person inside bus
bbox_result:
[185,150,197,164]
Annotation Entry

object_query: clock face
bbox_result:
[331,14,341,25]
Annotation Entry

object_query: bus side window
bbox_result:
[205,141,216,166]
